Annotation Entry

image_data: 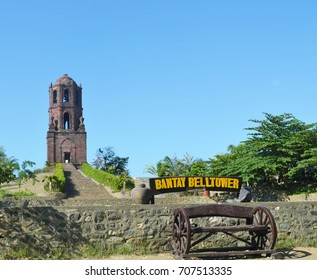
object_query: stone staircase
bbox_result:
[63,163,114,200]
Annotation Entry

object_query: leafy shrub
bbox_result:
[288,183,317,195]
[55,163,66,191]
[82,164,134,191]
[42,163,66,192]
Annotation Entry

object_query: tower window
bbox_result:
[54,120,58,130]
[75,90,80,106]
[53,90,57,103]
[63,89,69,103]
[64,112,70,129]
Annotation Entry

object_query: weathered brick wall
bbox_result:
[0,200,316,254]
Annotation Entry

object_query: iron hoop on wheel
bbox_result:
[172,209,191,256]
[250,206,277,250]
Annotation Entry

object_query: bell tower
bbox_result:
[47,74,87,166]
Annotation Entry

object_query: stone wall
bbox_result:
[0,199,316,256]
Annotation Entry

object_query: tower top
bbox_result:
[54,74,78,86]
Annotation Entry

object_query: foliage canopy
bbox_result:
[145,113,317,191]
[0,147,19,185]
[0,147,37,187]
[92,147,129,176]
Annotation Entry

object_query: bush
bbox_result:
[55,163,66,191]
[43,163,66,193]
[82,164,134,192]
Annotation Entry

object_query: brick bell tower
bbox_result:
[47,74,87,166]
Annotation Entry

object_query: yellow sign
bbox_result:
[188,177,239,189]
[149,176,242,194]
[154,177,186,190]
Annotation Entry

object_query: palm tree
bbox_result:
[144,164,158,176]
[163,156,185,176]
[42,175,59,191]
[144,154,197,177]
[182,153,195,173]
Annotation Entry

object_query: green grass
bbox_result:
[13,190,35,198]
[0,189,7,198]
[0,241,154,260]
[0,189,35,198]
[0,244,76,260]
[276,234,317,249]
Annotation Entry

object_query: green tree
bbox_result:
[210,113,317,187]
[244,113,317,185]
[42,174,59,191]
[17,160,37,188]
[145,113,317,191]
[185,160,211,176]
[143,164,158,176]
[0,147,19,185]
[144,153,208,176]
[160,156,185,176]
[92,147,129,176]
[209,143,264,185]
[144,155,186,176]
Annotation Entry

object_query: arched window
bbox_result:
[53,90,57,103]
[54,120,58,131]
[64,112,70,129]
[63,89,69,103]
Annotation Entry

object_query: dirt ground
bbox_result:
[1,173,52,197]
[280,247,317,260]
[104,247,317,260]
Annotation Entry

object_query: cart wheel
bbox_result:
[172,209,191,256]
[250,206,277,250]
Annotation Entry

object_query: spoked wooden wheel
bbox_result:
[172,209,191,256]
[250,206,277,250]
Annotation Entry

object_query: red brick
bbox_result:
[46,74,87,166]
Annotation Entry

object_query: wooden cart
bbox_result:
[172,204,277,259]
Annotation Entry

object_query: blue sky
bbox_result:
[1,0,317,177]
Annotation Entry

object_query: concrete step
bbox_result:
[63,163,114,200]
